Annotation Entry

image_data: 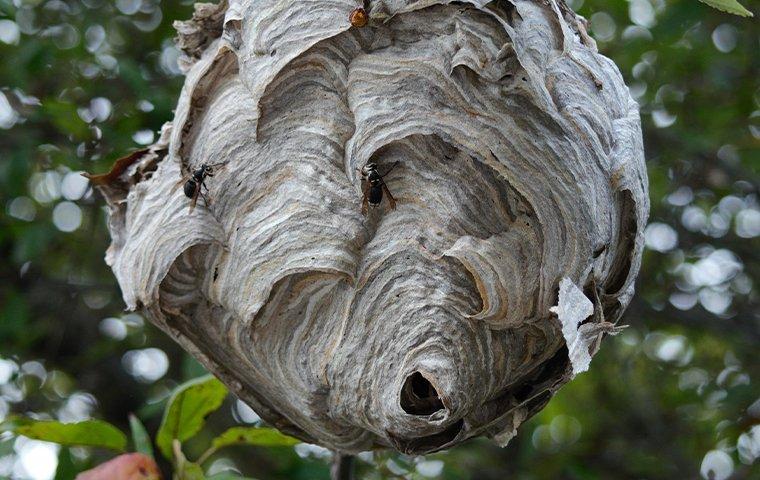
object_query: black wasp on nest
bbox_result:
[174,162,227,212]
[360,161,398,215]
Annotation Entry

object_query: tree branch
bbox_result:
[331,453,354,480]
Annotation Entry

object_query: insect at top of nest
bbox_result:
[360,161,399,216]
[173,161,228,213]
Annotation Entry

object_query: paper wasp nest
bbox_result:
[95,0,648,454]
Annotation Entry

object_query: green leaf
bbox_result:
[156,375,228,460]
[1,417,127,451]
[129,414,154,459]
[181,462,206,480]
[698,0,754,16]
[207,473,257,480]
[54,448,77,480]
[210,427,300,451]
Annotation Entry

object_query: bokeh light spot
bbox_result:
[122,348,169,383]
[700,450,733,480]
[52,201,83,232]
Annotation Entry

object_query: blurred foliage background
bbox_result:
[0,0,758,478]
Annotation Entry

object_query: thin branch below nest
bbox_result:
[331,453,354,480]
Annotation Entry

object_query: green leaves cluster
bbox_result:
[1,417,128,451]
[0,375,300,480]
[156,375,228,460]
[698,0,754,16]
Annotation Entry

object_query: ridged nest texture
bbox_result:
[95,0,648,454]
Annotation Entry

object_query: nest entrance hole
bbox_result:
[400,372,445,415]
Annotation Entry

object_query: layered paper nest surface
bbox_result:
[96,0,649,454]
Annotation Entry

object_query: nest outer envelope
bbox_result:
[96,0,649,454]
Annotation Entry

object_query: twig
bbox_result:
[331,452,355,480]
[172,439,187,480]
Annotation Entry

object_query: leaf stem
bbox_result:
[196,445,217,466]
[172,439,186,480]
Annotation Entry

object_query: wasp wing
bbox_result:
[188,186,200,213]
[361,182,370,216]
[382,182,396,210]
[171,177,189,194]
[209,160,230,170]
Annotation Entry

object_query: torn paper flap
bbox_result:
[550,277,595,376]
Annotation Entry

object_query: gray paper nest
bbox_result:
[95,0,648,454]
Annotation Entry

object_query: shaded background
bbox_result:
[0,0,758,478]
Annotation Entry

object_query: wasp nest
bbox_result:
[94,0,648,454]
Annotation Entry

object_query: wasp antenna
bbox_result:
[382,160,400,177]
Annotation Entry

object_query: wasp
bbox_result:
[174,162,226,212]
[349,7,368,27]
[360,161,398,215]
